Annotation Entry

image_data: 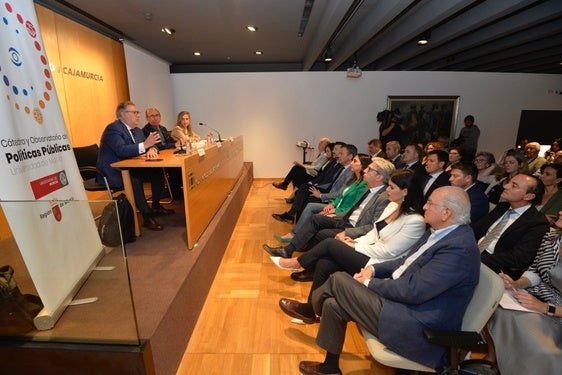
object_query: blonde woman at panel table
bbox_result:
[171,111,201,144]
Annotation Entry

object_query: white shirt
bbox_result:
[478,204,530,254]
[347,185,385,227]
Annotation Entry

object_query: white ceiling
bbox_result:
[37,0,562,74]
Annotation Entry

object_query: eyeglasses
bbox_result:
[425,199,447,209]
[125,110,141,115]
[148,113,161,117]
[474,159,487,163]
[366,167,380,174]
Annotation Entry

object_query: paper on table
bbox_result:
[499,291,539,313]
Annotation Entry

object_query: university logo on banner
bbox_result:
[0,1,104,330]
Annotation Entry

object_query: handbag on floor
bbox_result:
[0,265,43,335]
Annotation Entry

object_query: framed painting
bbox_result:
[386,96,460,147]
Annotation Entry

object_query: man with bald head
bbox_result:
[296,186,480,374]
[142,108,178,150]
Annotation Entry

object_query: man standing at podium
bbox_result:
[97,101,174,231]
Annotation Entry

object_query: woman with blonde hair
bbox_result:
[171,111,200,144]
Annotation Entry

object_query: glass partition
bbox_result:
[0,199,140,346]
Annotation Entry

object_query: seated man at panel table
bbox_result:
[142,107,183,198]
[295,186,479,374]
[472,173,549,279]
[272,144,355,224]
[97,101,175,231]
[448,161,489,223]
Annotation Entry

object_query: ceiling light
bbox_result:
[193,52,201,56]
[144,12,153,21]
[246,25,258,32]
[323,49,333,62]
[254,51,263,55]
[161,27,175,35]
[417,30,431,45]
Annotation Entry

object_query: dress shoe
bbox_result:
[279,298,316,324]
[274,234,293,243]
[272,181,288,190]
[262,244,291,258]
[152,206,175,216]
[270,256,300,271]
[143,217,163,231]
[272,212,295,224]
[285,197,294,204]
[299,361,342,375]
[291,269,314,282]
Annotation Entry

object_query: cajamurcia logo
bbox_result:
[1,1,54,124]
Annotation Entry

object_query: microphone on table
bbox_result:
[198,122,224,142]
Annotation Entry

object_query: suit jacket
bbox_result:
[354,202,425,264]
[391,154,405,169]
[142,123,176,150]
[97,120,145,188]
[472,202,550,279]
[344,189,390,238]
[371,225,480,369]
[321,166,353,201]
[423,171,450,201]
[466,184,489,223]
[307,161,342,190]
[405,161,428,189]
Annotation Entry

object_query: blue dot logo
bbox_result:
[9,47,22,67]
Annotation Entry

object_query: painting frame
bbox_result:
[386,95,460,148]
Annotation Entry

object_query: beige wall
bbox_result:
[35,4,129,147]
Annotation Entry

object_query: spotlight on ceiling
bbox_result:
[161,27,176,35]
[193,52,201,56]
[255,51,263,55]
[246,25,258,32]
[417,30,431,45]
[323,49,333,62]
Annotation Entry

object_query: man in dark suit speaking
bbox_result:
[97,101,174,231]
[296,186,480,374]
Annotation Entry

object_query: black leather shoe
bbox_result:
[272,212,295,224]
[272,181,288,190]
[291,269,314,282]
[143,217,163,231]
[279,298,317,324]
[152,206,175,216]
[299,361,342,375]
[263,244,291,258]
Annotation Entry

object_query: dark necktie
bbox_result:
[343,189,371,221]
[478,209,514,253]
[131,128,143,144]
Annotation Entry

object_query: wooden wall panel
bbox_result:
[34,4,129,148]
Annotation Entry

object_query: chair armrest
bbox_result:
[424,329,488,352]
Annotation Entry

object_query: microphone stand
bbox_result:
[199,122,224,142]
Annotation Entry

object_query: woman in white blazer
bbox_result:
[272,169,426,320]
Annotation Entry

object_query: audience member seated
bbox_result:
[485,149,528,205]
[538,163,562,227]
[445,146,461,173]
[544,137,561,163]
[402,143,427,185]
[271,170,425,325]
[474,151,502,189]
[448,162,489,223]
[171,111,200,144]
[555,151,562,165]
[264,157,394,260]
[292,186,479,374]
[385,140,404,169]
[271,144,356,224]
[274,154,371,242]
[421,141,444,165]
[97,101,174,231]
[271,137,331,192]
[473,173,549,279]
[485,214,562,375]
[422,149,450,202]
[367,138,386,160]
[525,141,547,175]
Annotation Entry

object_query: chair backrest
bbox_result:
[73,144,100,180]
[461,263,504,332]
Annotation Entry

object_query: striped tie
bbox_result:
[478,209,514,253]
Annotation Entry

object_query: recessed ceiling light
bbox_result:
[161,27,175,35]
[193,52,201,56]
[255,51,263,55]
[246,25,258,32]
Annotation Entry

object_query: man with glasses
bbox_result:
[295,186,479,374]
[142,108,178,150]
[263,158,393,263]
[97,101,173,231]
